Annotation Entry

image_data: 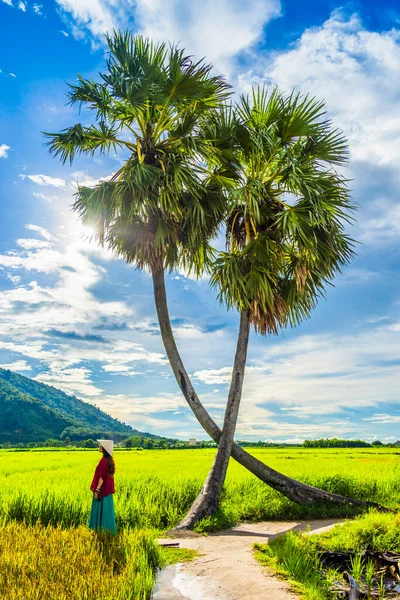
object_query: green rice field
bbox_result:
[1,447,399,598]
[2,447,399,529]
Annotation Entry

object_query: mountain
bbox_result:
[0,378,73,443]
[0,368,156,444]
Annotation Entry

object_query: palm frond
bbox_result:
[44,122,130,164]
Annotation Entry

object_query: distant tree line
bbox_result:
[0,436,218,450]
[235,438,396,448]
[1,436,397,450]
[237,440,292,448]
[123,436,217,449]
[303,438,392,448]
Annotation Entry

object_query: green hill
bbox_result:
[0,368,158,444]
[0,379,73,443]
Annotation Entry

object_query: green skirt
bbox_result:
[88,494,116,535]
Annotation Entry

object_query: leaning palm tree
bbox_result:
[173,87,361,529]
[153,96,388,530]
[46,35,385,530]
[45,31,241,469]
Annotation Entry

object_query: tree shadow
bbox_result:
[207,518,344,540]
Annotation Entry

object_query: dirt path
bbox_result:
[154,519,342,600]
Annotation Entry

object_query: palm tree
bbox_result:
[172,86,363,529]
[150,97,385,528]
[45,31,242,475]
[46,35,385,530]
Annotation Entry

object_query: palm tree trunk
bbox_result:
[174,309,250,530]
[151,262,387,518]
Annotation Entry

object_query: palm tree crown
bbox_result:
[45,32,231,272]
[211,87,355,334]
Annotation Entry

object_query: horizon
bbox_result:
[1,0,400,444]
[5,365,397,445]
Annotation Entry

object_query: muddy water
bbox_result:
[152,564,218,600]
[152,565,189,600]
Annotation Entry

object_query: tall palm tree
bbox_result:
[46,35,384,529]
[173,87,361,529]
[45,30,242,475]
[150,98,384,527]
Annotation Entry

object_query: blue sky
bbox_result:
[1,0,400,443]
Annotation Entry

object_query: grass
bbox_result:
[255,511,400,599]
[161,547,199,565]
[0,521,197,600]
[1,448,399,532]
[0,447,399,598]
[255,528,326,599]
[0,522,161,600]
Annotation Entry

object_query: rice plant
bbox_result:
[0,522,161,600]
[1,448,398,532]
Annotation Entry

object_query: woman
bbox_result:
[88,439,116,535]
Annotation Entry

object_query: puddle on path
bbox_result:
[152,565,189,600]
[152,564,219,600]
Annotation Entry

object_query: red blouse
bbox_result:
[90,456,115,497]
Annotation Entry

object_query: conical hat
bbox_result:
[97,439,114,457]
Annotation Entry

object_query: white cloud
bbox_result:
[9,73,16,78]
[88,392,192,431]
[101,364,144,376]
[0,360,31,372]
[194,323,400,433]
[33,192,58,202]
[135,0,281,74]
[100,392,185,416]
[20,173,67,188]
[235,420,357,439]
[236,12,400,248]
[25,224,57,242]
[259,12,400,168]
[0,226,169,400]
[60,30,69,36]
[173,429,208,439]
[1,0,13,6]
[0,240,132,319]
[0,217,398,438]
[360,200,400,245]
[194,366,232,385]
[35,367,103,397]
[279,404,344,416]
[16,238,54,250]
[101,364,132,373]
[32,2,42,14]
[174,324,218,341]
[194,365,265,385]
[55,0,280,74]
[367,316,389,325]
[0,249,61,273]
[6,274,21,284]
[70,170,113,189]
[18,0,26,10]
[0,144,10,158]
[363,413,400,424]
[55,0,122,37]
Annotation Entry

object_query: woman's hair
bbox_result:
[102,447,116,477]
